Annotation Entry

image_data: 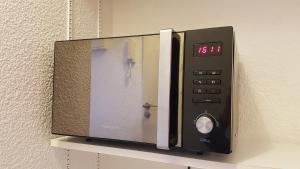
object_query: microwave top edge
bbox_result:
[54,26,233,43]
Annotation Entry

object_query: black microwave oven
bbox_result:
[52,26,238,154]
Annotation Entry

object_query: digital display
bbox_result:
[194,42,223,56]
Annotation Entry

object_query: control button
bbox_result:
[193,70,206,76]
[207,79,221,85]
[192,98,221,103]
[193,79,206,85]
[207,70,222,75]
[207,89,221,94]
[196,116,214,134]
[193,89,206,94]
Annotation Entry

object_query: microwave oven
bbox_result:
[52,26,238,154]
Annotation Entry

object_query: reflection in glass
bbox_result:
[53,35,160,143]
[53,33,184,144]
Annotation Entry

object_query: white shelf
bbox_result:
[51,136,300,169]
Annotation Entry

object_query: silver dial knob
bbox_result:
[196,116,214,134]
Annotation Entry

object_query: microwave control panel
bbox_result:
[182,26,234,154]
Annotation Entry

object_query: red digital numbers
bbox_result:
[217,45,221,53]
[198,46,208,54]
[210,46,215,53]
[195,42,222,56]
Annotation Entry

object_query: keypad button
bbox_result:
[207,79,221,85]
[193,89,206,94]
[207,70,222,75]
[193,79,207,85]
[192,98,221,103]
[193,70,206,76]
[207,89,221,94]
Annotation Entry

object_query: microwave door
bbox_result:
[53,34,174,145]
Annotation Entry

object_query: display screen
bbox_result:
[194,42,223,56]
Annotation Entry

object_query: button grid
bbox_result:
[192,70,222,103]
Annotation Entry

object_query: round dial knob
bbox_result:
[196,116,214,134]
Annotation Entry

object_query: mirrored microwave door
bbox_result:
[89,37,145,142]
[141,35,160,144]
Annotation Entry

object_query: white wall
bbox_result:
[0,1,67,169]
[72,0,99,39]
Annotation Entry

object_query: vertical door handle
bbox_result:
[157,29,173,150]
